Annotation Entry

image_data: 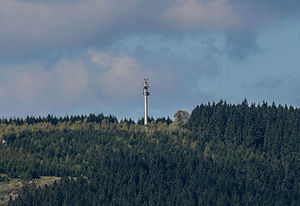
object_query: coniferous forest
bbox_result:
[0,100,299,205]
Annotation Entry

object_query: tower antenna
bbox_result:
[143,78,150,125]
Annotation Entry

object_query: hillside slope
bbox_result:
[1,101,299,205]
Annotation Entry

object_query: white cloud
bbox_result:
[0,64,52,104]
[54,59,89,100]
[88,50,145,100]
[0,44,220,117]
[0,59,89,110]
[163,0,239,31]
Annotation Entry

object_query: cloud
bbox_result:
[254,75,300,105]
[55,59,88,100]
[1,0,299,61]
[87,50,145,100]
[0,64,52,104]
[225,31,261,60]
[0,43,220,117]
[0,0,299,117]
[0,0,139,60]
[256,76,283,89]
[163,0,239,31]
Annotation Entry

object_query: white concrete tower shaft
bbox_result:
[143,79,150,125]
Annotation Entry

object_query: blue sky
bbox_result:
[0,0,299,120]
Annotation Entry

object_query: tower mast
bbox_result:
[143,79,150,125]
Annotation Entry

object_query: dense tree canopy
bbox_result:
[1,101,299,205]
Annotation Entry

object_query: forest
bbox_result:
[0,100,299,205]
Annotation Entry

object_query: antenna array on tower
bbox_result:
[143,78,150,125]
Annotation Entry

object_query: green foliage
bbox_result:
[173,110,190,126]
[1,101,299,205]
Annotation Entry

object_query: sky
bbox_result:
[0,0,299,120]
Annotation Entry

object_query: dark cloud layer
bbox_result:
[1,0,299,60]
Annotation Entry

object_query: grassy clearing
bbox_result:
[0,174,60,206]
